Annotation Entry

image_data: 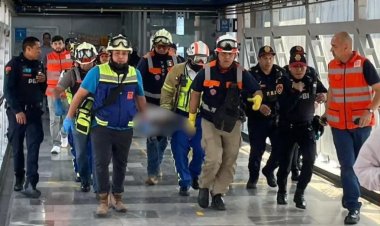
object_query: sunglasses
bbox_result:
[217,40,238,50]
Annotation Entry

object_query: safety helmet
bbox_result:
[98,46,109,56]
[74,42,98,64]
[152,28,172,46]
[107,34,133,52]
[186,41,210,65]
[215,34,239,53]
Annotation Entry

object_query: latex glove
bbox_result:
[62,117,74,134]
[247,95,263,111]
[54,99,65,116]
[186,113,197,135]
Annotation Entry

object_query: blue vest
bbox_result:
[93,64,138,128]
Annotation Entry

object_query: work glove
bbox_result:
[247,95,263,111]
[185,113,197,135]
[62,117,74,134]
[54,99,66,116]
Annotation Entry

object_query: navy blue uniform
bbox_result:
[276,66,327,194]
[4,53,46,188]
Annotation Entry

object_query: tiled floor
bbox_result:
[4,117,380,226]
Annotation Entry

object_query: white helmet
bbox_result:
[215,34,239,53]
[152,28,172,46]
[74,42,98,64]
[187,41,210,65]
[107,34,133,52]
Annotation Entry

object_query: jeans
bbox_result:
[47,96,68,146]
[331,127,371,211]
[146,136,168,177]
[72,128,94,187]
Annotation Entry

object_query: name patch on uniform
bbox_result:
[210,88,217,96]
[354,60,361,68]
[127,91,134,100]
[276,84,283,94]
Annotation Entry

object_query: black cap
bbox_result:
[290,45,306,56]
[289,53,307,66]
[258,45,276,57]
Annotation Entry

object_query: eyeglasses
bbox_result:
[153,36,171,45]
[76,49,95,60]
[193,55,208,64]
[217,40,238,50]
[109,36,130,48]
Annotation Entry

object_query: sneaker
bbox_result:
[61,136,68,148]
[179,187,190,196]
[50,145,61,154]
[145,177,158,185]
[211,194,226,210]
[75,173,81,183]
[21,184,41,198]
[344,210,360,225]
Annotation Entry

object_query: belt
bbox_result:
[22,103,42,111]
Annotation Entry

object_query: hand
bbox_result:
[185,113,196,135]
[36,72,46,83]
[54,99,66,116]
[292,81,305,92]
[15,112,27,125]
[357,110,372,127]
[259,104,271,116]
[247,95,263,111]
[63,117,74,133]
[319,113,328,126]
[315,93,326,104]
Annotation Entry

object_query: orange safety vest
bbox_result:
[327,51,375,129]
[46,50,73,96]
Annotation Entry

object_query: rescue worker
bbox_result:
[276,50,327,209]
[97,46,110,65]
[137,28,178,185]
[63,34,146,216]
[160,41,209,196]
[189,34,263,210]
[169,43,185,63]
[245,45,286,189]
[53,42,98,192]
[46,35,73,154]
[326,31,380,224]
[4,36,46,198]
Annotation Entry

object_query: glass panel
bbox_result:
[309,0,354,23]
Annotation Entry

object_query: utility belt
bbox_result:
[75,96,94,135]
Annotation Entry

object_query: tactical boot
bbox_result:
[14,176,25,191]
[191,178,199,190]
[211,194,226,211]
[179,187,190,196]
[109,193,128,212]
[246,178,257,189]
[277,192,288,205]
[262,167,277,187]
[96,193,109,217]
[344,210,360,225]
[293,190,306,209]
[198,188,209,208]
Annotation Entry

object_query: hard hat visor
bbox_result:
[153,36,171,45]
[217,39,238,50]
[109,36,130,49]
[76,49,95,59]
[193,55,208,65]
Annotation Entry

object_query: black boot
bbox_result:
[198,188,209,208]
[246,178,257,189]
[14,176,25,191]
[277,192,288,205]
[179,187,190,196]
[211,194,226,210]
[293,190,306,209]
[191,178,199,190]
[262,167,277,187]
[81,182,91,192]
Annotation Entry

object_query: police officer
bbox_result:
[246,45,286,189]
[276,49,327,209]
[54,42,98,192]
[161,41,209,196]
[63,34,146,216]
[189,34,263,210]
[137,28,178,185]
[4,36,46,198]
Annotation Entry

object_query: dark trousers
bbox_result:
[91,126,133,194]
[6,107,44,187]
[277,122,316,193]
[247,118,280,182]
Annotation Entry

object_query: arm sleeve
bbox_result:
[136,57,148,77]
[316,78,327,93]
[242,70,260,93]
[57,70,74,90]
[135,70,145,96]
[354,127,380,191]
[38,61,47,93]
[80,66,100,94]
[190,69,205,92]
[160,64,180,110]
[3,59,22,113]
[278,74,302,115]
[363,60,380,86]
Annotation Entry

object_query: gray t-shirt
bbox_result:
[57,67,80,90]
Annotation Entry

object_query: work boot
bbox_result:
[109,193,128,213]
[96,193,109,217]
[179,187,190,196]
[145,176,158,186]
[277,192,288,205]
[262,168,277,187]
[293,190,306,209]
[211,194,226,211]
[344,210,360,225]
[191,178,199,190]
[197,188,209,208]
[21,181,41,199]
[14,176,25,191]
[246,178,257,189]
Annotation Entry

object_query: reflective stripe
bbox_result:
[201,102,216,113]
[47,59,73,64]
[95,116,108,126]
[205,64,211,81]
[162,83,175,92]
[328,67,363,74]
[334,94,372,103]
[99,74,137,83]
[145,91,161,99]
[326,114,339,122]
[332,87,370,95]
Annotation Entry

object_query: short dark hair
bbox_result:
[22,36,40,51]
[43,32,51,39]
[52,35,64,43]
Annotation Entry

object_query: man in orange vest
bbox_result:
[46,35,73,154]
[326,31,380,225]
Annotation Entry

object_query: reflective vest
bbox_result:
[93,64,138,128]
[327,51,375,129]
[46,50,73,96]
